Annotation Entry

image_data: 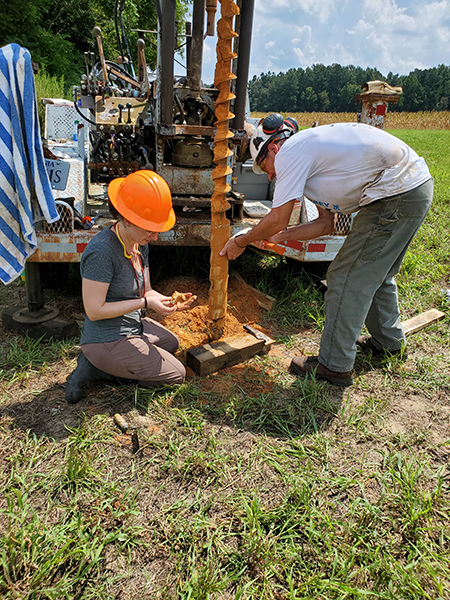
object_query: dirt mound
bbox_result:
[153,273,273,354]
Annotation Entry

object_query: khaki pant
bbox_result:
[81,317,185,387]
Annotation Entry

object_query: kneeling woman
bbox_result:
[66,170,196,404]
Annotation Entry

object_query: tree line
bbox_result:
[248,63,450,113]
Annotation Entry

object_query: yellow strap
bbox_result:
[113,222,141,259]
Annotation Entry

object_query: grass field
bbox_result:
[252,111,450,130]
[0,128,449,599]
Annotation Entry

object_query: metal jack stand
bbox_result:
[2,263,79,341]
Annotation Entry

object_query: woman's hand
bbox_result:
[173,292,197,311]
[144,291,197,315]
[145,293,177,316]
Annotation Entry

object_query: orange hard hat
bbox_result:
[108,170,176,232]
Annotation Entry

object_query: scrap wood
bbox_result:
[186,333,265,376]
[232,273,276,311]
[403,309,445,336]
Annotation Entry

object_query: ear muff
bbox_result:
[261,114,299,136]
[250,114,299,174]
[262,113,284,135]
[284,116,299,132]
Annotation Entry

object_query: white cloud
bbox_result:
[199,0,450,83]
[347,19,374,36]
[362,0,416,29]
[353,0,450,73]
[256,0,341,22]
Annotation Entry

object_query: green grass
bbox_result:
[0,335,76,386]
[388,130,450,315]
[1,397,448,598]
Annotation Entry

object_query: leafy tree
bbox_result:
[318,90,330,112]
[248,63,450,113]
[0,0,42,50]
[401,73,425,111]
[337,82,361,111]
[301,86,318,112]
[1,0,192,89]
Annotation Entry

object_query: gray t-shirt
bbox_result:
[80,226,149,344]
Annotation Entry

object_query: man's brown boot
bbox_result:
[290,355,353,387]
[356,336,407,359]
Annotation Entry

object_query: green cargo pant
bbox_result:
[318,178,433,372]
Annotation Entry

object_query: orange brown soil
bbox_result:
[153,273,273,354]
[198,362,278,398]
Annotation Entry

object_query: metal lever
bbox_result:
[117,103,124,123]
[126,102,132,123]
[93,26,109,84]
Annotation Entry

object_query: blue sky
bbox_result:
[196,0,450,84]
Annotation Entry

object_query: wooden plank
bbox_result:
[233,273,276,311]
[306,289,443,337]
[186,334,265,376]
[252,288,276,311]
[403,309,445,336]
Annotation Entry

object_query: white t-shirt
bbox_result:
[272,123,431,214]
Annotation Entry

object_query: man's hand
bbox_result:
[220,202,295,260]
[219,236,246,260]
[269,208,336,244]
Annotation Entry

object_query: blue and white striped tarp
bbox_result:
[0,43,59,284]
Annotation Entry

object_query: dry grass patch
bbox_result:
[252,111,450,129]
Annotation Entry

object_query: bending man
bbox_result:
[220,115,433,386]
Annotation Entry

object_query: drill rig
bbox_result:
[74,0,255,248]
[3,0,354,340]
[30,0,352,264]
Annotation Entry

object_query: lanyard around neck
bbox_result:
[112,222,145,298]
[113,221,141,259]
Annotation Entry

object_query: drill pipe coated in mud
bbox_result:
[208,0,239,340]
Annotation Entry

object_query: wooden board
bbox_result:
[233,273,276,311]
[186,333,265,376]
[403,309,445,336]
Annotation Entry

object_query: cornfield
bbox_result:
[252,111,450,130]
